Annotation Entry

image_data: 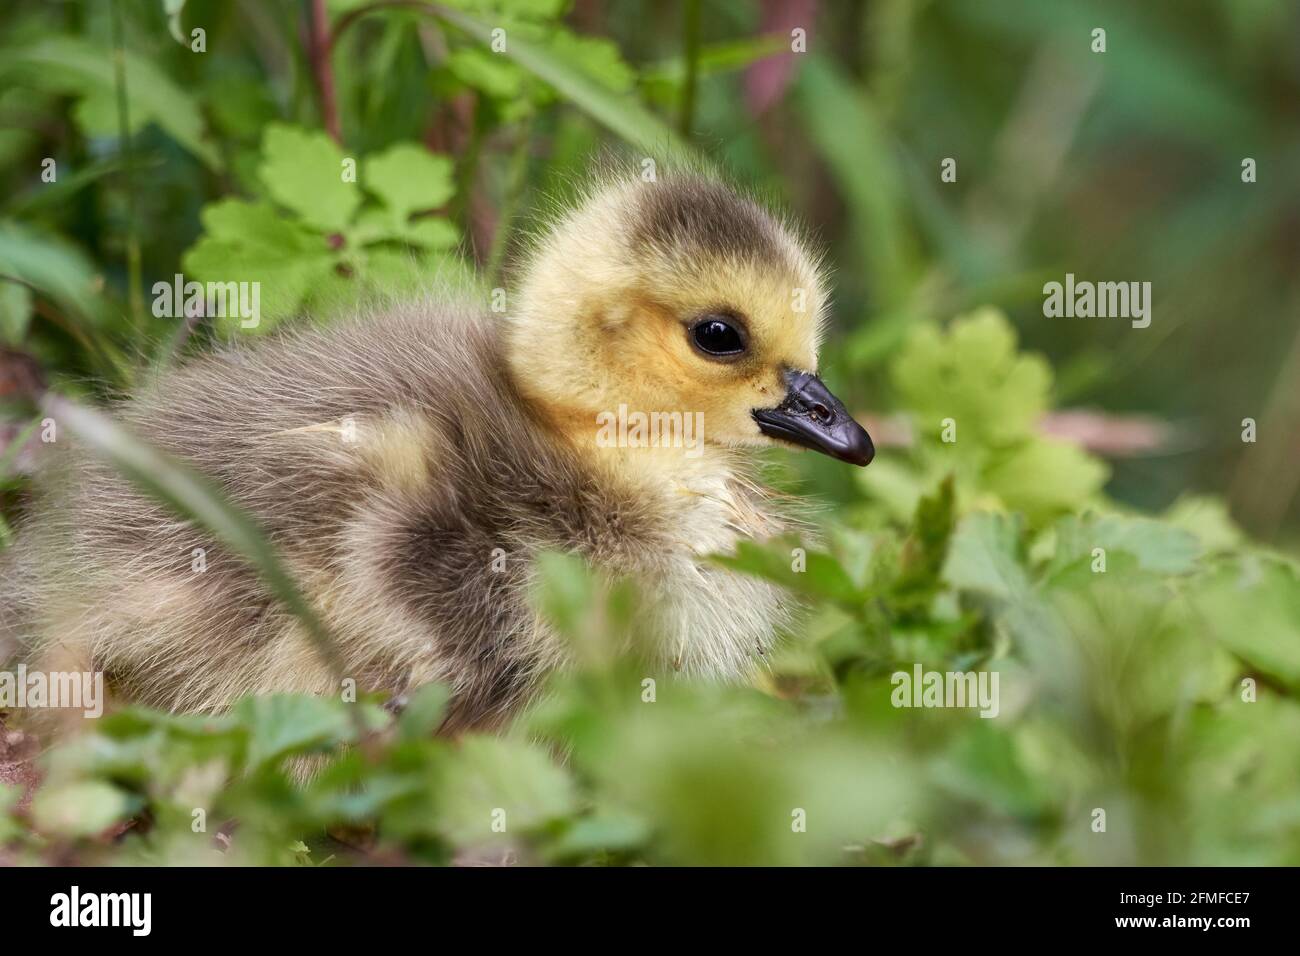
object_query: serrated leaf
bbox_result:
[711,538,865,605]
[1191,556,1300,688]
[180,199,337,329]
[943,511,1030,601]
[1046,512,1200,579]
[363,143,455,222]
[258,124,360,232]
[237,695,355,768]
[982,438,1109,521]
[439,736,576,843]
[892,309,1052,446]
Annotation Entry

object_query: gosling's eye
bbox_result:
[690,315,747,358]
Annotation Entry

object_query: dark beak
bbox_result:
[752,369,874,466]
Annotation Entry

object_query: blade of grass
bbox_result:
[109,0,145,336]
[796,55,916,311]
[440,6,692,161]
[0,222,105,327]
[2,154,161,218]
[330,1,695,162]
[640,34,788,85]
[0,38,221,170]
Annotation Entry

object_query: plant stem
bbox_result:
[679,0,702,138]
[452,97,485,249]
[109,0,144,338]
[306,0,342,142]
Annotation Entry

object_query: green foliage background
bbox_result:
[0,0,1298,865]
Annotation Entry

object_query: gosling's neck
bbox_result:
[502,338,773,554]
[515,382,742,491]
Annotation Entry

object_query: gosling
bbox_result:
[0,170,873,732]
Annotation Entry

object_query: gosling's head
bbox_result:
[506,170,873,466]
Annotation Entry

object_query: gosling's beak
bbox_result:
[752,368,874,466]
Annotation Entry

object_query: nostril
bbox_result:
[811,402,832,424]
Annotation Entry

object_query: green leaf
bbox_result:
[982,438,1109,521]
[436,7,692,160]
[892,309,1052,446]
[1163,495,1244,553]
[401,218,460,249]
[0,281,32,344]
[398,683,451,740]
[545,809,651,861]
[1191,556,1300,688]
[439,736,576,843]
[236,695,355,768]
[711,537,866,605]
[0,220,103,323]
[30,781,134,837]
[548,31,635,94]
[1046,512,1200,579]
[258,124,360,232]
[181,199,337,329]
[363,143,455,221]
[0,37,219,169]
[932,722,1054,819]
[894,475,957,607]
[943,511,1031,601]
[446,46,528,99]
[857,455,926,521]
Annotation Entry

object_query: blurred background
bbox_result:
[1,1,1298,867]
